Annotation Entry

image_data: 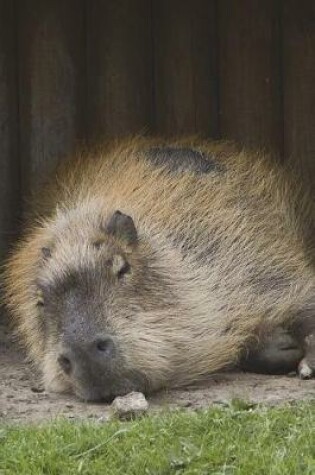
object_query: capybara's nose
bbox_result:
[94,336,115,356]
[57,335,116,376]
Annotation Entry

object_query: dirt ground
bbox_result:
[1,318,315,424]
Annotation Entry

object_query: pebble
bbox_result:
[110,392,149,420]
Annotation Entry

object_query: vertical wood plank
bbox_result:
[87,0,153,140]
[283,0,315,185]
[219,0,282,155]
[0,1,19,259]
[153,0,218,136]
[18,0,86,192]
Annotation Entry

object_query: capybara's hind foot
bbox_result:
[298,334,315,379]
[240,327,303,375]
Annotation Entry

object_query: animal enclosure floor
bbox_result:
[1,319,315,424]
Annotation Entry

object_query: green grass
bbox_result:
[1,402,315,475]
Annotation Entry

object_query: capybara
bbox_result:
[4,137,315,401]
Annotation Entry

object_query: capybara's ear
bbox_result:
[106,210,138,245]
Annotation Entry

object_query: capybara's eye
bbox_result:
[36,298,44,308]
[36,289,45,307]
[92,239,105,249]
[112,254,131,279]
[117,261,131,280]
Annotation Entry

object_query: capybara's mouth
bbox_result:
[73,374,148,403]
[74,386,136,404]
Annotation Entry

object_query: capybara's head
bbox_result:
[35,207,178,401]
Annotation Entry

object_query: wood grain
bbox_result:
[219,0,283,155]
[0,1,19,259]
[153,0,218,136]
[283,0,315,186]
[87,0,153,140]
[18,0,86,193]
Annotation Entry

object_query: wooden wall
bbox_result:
[0,0,314,257]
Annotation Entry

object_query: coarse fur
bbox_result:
[3,136,315,400]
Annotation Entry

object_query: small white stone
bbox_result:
[111,392,149,420]
[298,358,313,380]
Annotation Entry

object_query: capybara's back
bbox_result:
[4,137,315,401]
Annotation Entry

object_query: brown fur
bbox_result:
[3,137,315,398]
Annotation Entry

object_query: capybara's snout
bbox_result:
[56,334,124,401]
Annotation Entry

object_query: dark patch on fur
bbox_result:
[41,247,52,259]
[146,147,225,174]
[180,239,220,264]
[37,271,80,298]
[248,270,291,294]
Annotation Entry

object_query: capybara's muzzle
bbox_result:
[57,334,144,401]
[57,334,120,401]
